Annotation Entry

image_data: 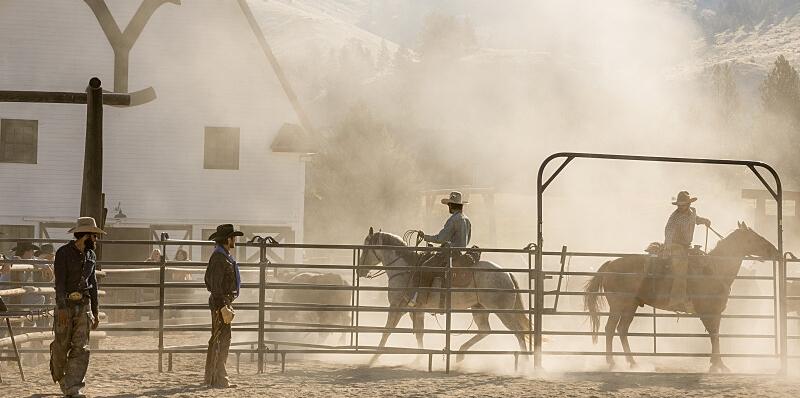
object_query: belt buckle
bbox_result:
[68,292,83,301]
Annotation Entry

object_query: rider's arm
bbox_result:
[695,216,711,227]
[424,217,455,244]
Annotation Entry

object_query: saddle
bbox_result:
[644,242,706,260]
[417,246,481,288]
[641,242,713,308]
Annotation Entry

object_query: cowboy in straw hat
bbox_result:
[204,224,243,389]
[408,191,473,308]
[50,216,105,397]
[664,191,711,313]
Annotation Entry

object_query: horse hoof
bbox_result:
[455,354,465,363]
[628,361,638,370]
[709,361,730,373]
[606,361,616,371]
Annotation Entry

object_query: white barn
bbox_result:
[0,0,311,261]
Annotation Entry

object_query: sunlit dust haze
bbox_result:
[274,0,800,375]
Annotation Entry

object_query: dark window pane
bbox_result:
[1,119,38,164]
[203,127,239,170]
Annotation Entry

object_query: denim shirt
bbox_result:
[424,211,472,248]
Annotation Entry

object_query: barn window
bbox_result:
[0,119,38,164]
[204,127,240,170]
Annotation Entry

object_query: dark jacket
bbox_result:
[54,241,99,315]
[204,250,237,310]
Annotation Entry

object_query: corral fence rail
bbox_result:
[0,235,791,375]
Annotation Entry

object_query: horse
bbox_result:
[584,221,778,372]
[358,228,530,366]
[270,271,352,344]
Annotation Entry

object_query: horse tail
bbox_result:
[509,272,527,315]
[509,272,532,351]
[584,261,609,344]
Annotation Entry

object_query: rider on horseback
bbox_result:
[408,191,472,308]
[664,191,711,313]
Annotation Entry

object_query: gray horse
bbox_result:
[358,228,530,365]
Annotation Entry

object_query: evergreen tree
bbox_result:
[377,39,391,71]
[305,105,422,243]
[760,55,800,123]
[709,63,740,122]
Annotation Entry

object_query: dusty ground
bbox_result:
[3,335,800,397]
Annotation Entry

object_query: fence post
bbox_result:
[534,240,543,369]
[445,247,452,374]
[355,249,361,350]
[258,237,267,374]
[779,255,788,375]
[352,249,359,350]
[527,246,534,360]
[157,233,167,373]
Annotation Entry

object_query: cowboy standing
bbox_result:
[50,217,104,397]
[5,242,40,304]
[204,224,242,388]
[664,191,711,313]
[409,191,472,308]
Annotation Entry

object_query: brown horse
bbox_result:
[584,222,778,372]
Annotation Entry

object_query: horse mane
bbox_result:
[373,231,406,247]
[372,231,419,265]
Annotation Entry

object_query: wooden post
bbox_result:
[80,78,104,224]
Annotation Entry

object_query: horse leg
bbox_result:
[368,308,405,366]
[411,310,425,363]
[604,312,621,369]
[496,311,529,360]
[616,310,638,369]
[701,314,729,373]
[456,309,491,363]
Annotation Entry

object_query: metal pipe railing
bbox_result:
[1,236,793,375]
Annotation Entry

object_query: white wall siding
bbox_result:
[0,0,305,233]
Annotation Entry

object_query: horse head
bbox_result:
[358,228,409,277]
[724,221,779,260]
[358,227,382,277]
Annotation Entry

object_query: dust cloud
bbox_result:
[281,0,795,375]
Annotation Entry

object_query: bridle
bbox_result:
[361,233,410,280]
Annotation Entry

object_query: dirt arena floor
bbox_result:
[3,335,800,397]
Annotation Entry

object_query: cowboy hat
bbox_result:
[208,224,244,241]
[34,243,55,256]
[441,191,468,205]
[67,216,106,235]
[11,241,39,253]
[672,191,697,206]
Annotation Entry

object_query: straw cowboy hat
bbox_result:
[67,216,106,235]
[672,191,697,206]
[208,224,244,241]
[441,191,469,205]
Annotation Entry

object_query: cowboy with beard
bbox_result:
[50,217,104,397]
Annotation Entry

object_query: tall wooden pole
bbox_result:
[80,77,104,226]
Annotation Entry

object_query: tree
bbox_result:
[376,39,391,71]
[709,63,740,123]
[760,55,800,123]
[305,105,423,243]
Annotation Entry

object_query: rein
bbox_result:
[707,225,724,240]
[364,255,405,279]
